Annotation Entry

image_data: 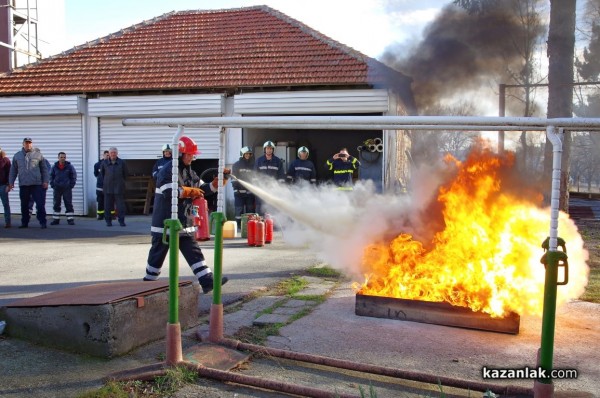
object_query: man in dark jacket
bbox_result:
[93,150,109,220]
[232,146,256,226]
[101,147,128,227]
[7,137,49,229]
[143,136,229,294]
[49,152,77,225]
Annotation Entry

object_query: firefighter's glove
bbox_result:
[222,168,231,182]
[180,186,204,199]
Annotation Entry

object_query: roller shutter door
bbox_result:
[0,116,85,216]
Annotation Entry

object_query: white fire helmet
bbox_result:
[162,144,172,152]
[240,146,253,157]
[297,146,309,157]
[263,140,275,151]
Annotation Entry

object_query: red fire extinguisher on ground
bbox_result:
[264,213,274,244]
[247,215,257,246]
[255,217,265,247]
[192,197,210,241]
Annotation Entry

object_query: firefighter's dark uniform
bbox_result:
[286,158,317,184]
[232,156,255,224]
[254,154,285,214]
[93,159,106,219]
[143,160,217,291]
[326,156,360,190]
[152,156,171,182]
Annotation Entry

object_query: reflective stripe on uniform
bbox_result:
[150,225,196,234]
[146,264,161,275]
[155,182,172,194]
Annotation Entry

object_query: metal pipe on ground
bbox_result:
[220,338,534,397]
[108,361,360,398]
[179,362,360,398]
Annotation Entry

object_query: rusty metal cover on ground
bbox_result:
[5,280,192,307]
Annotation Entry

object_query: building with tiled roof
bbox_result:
[0,6,414,216]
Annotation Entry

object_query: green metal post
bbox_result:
[212,211,225,305]
[163,218,183,324]
[538,250,559,384]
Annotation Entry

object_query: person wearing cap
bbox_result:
[0,147,11,228]
[49,152,77,225]
[151,144,173,182]
[254,140,285,215]
[100,147,128,227]
[286,146,317,185]
[232,146,256,227]
[326,147,361,190]
[143,136,229,294]
[7,137,49,228]
[93,150,109,220]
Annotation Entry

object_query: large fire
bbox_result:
[355,148,589,317]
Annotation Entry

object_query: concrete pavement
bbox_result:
[1,214,599,397]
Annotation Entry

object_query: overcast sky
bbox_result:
[40,0,446,59]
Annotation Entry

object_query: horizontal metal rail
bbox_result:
[123,115,600,130]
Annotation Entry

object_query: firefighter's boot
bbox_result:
[199,275,229,294]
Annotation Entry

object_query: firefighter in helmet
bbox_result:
[143,136,229,294]
[151,143,173,182]
[232,146,256,226]
[286,146,316,184]
[254,140,285,214]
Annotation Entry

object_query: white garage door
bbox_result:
[0,116,85,216]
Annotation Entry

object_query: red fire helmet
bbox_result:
[178,136,201,155]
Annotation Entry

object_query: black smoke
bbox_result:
[382,2,546,114]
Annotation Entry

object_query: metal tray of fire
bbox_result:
[355,293,520,334]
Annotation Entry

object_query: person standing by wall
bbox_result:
[254,140,285,215]
[0,148,11,228]
[143,136,229,294]
[7,137,49,229]
[326,147,360,190]
[49,152,77,225]
[101,147,128,227]
[93,150,109,220]
[28,157,51,217]
[286,146,317,185]
[231,146,256,227]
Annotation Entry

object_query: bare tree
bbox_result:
[453,0,547,175]
[570,132,600,191]
[574,0,600,181]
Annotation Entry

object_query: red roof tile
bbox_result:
[0,6,410,95]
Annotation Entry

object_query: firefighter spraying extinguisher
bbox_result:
[192,196,210,241]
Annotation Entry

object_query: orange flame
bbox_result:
[355,148,589,317]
